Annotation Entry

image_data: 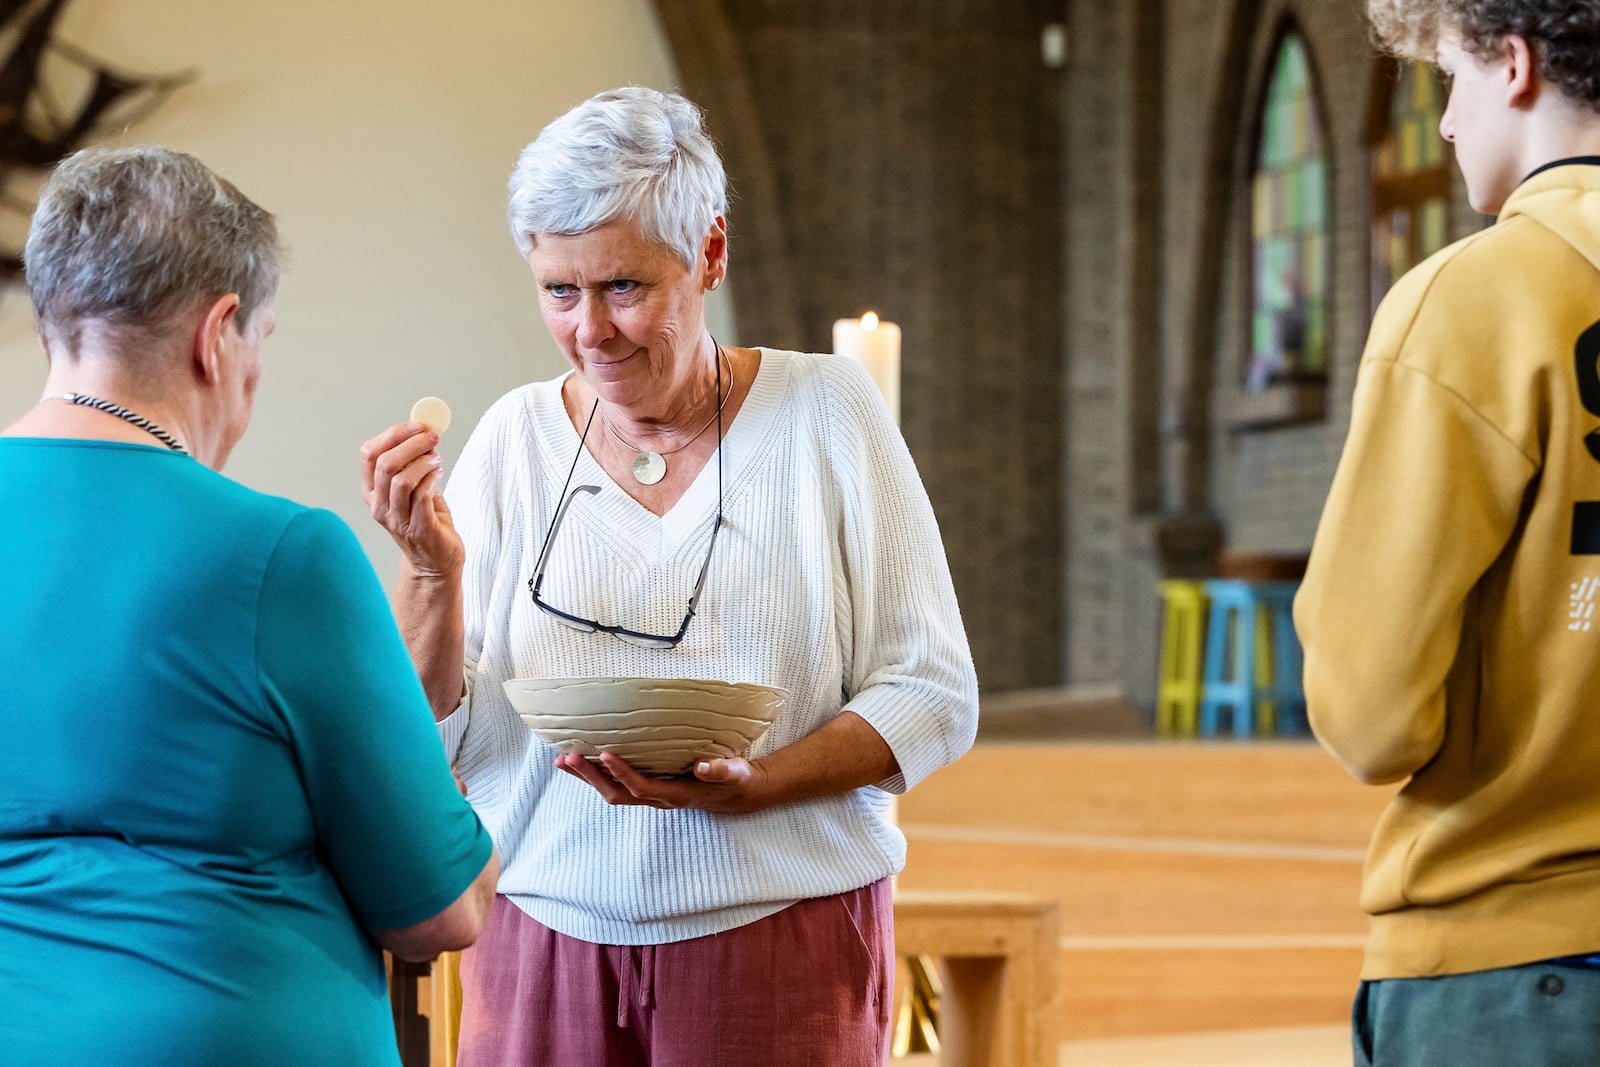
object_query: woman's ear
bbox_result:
[703,215,729,291]
[192,293,242,384]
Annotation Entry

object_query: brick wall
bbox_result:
[658,0,1068,693]
[1062,0,1132,685]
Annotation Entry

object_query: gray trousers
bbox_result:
[1354,962,1600,1067]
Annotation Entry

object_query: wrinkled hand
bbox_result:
[360,423,463,576]
[555,752,776,815]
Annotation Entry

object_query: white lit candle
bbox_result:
[832,311,901,424]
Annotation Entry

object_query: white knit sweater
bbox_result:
[438,349,978,945]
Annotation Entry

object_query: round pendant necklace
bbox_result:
[53,392,187,453]
[603,344,730,486]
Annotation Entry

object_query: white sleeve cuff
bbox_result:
[848,675,978,794]
[436,676,471,762]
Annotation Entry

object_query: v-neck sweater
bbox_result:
[437,348,979,945]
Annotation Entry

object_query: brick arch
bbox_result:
[1166,0,1343,527]
[1174,0,1263,506]
[650,0,803,347]
[1152,0,1267,576]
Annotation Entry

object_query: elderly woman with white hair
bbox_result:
[0,146,498,1064]
[363,87,978,1067]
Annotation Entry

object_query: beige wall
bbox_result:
[0,0,735,581]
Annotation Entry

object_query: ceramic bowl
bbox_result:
[502,677,788,776]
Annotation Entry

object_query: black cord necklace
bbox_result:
[601,341,731,486]
[55,393,187,453]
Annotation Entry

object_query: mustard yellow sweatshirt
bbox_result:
[1295,162,1600,980]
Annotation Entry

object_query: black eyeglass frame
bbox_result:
[526,341,725,651]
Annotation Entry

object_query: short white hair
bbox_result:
[507,87,727,269]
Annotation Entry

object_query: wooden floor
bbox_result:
[1058,1025,1349,1065]
[899,1025,1349,1066]
[895,731,1397,1048]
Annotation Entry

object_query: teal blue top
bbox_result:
[0,439,492,1066]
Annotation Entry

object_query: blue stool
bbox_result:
[1198,580,1305,738]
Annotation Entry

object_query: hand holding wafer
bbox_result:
[360,397,462,576]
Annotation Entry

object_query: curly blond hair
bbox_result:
[1367,0,1438,58]
[1367,1,1600,107]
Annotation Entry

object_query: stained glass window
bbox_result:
[1249,32,1330,393]
[1371,60,1452,310]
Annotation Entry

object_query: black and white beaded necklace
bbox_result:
[55,392,187,454]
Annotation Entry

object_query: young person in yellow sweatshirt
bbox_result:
[1295,2,1600,1063]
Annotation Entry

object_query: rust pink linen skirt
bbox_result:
[457,879,893,1067]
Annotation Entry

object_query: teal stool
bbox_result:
[1198,580,1304,738]
[1256,583,1307,735]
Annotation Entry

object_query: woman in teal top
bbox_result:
[0,146,498,1066]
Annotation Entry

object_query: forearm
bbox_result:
[374,846,500,962]
[752,711,900,808]
[394,557,466,720]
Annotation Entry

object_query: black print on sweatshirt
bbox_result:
[1571,318,1600,554]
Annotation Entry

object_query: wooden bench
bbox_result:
[388,951,460,1067]
[894,890,1059,1067]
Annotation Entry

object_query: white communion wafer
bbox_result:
[410,396,452,433]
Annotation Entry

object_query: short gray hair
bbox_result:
[507,87,727,268]
[25,145,281,348]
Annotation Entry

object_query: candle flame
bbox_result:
[860,311,879,331]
